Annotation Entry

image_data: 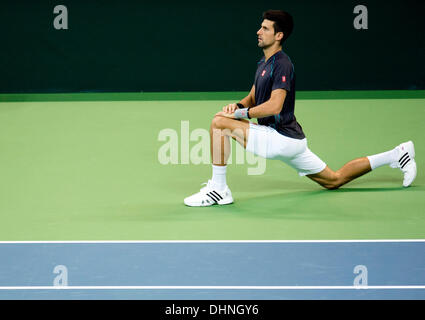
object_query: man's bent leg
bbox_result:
[210,115,250,166]
[307,157,371,190]
[184,116,250,206]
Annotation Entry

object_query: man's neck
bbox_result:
[263,45,282,62]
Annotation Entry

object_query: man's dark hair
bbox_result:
[262,10,294,44]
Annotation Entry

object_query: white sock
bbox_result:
[367,147,399,170]
[211,165,227,190]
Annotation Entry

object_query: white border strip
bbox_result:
[0,239,425,244]
[0,285,425,290]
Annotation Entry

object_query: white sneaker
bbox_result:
[184,180,234,207]
[389,141,417,187]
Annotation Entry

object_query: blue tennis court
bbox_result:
[0,240,424,300]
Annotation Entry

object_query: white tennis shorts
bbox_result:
[246,123,327,176]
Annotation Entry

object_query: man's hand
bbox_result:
[222,103,238,114]
[214,103,239,119]
[215,111,236,119]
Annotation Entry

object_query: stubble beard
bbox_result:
[258,41,272,49]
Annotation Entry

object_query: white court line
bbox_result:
[0,239,425,244]
[0,285,425,290]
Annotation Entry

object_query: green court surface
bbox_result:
[0,91,424,240]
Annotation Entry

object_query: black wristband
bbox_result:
[247,107,252,119]
[236,103,245,109]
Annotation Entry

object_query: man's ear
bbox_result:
[276,32,284,42]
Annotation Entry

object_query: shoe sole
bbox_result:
[184,198,234,207]
[218,198,234,205]
[400,141,416,187]
[403,159,417,188]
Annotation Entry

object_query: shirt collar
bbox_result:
[265,50,283,63]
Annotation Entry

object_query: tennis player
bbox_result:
[184,10,417,206]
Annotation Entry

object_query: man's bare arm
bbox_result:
[238,85,256,108]
[248,89,286,118]
[217,89,287,120]
[222,85,255,113]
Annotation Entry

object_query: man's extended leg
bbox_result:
[307,141,417,189]
[306,157,371,189]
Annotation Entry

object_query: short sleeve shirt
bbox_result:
[254,50,305,139]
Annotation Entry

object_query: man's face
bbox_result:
[257,19,282,48]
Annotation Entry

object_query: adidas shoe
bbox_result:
[389,141,417,187]
[184,180,234,207]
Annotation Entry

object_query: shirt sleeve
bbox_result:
[271,61,293,92]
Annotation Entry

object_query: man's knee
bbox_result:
[323,182,341,190]
[322,173,343,190]
[211,115,227,129]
